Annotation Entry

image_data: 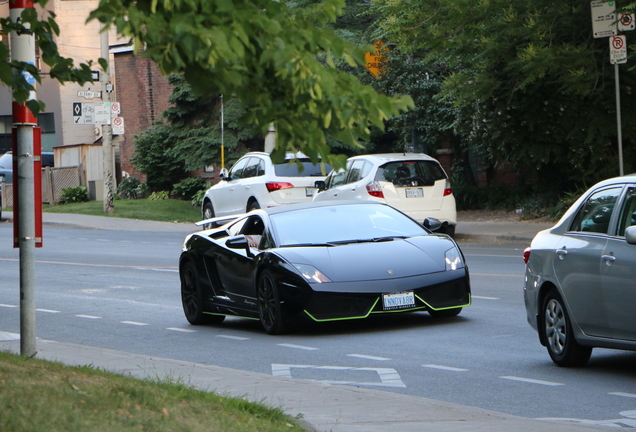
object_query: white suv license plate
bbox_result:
[305,187,317,197]
[382,291,415,311]
[405,188,424,198]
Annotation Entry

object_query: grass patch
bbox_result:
[0,351,307,432]
[42,199,201,224]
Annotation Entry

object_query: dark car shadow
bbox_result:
[204,311,470,337]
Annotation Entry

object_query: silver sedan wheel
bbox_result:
[545,298,566,355]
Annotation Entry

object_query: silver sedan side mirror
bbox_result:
[626,226,636,245]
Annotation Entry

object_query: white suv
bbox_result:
[313,153,457,236]
[201,152,330,221]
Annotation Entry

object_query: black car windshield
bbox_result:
[270,204,426,247]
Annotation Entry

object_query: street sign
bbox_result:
[365,40,388,78]
[619,12,635,31]
[77,90,101,100]
[112,117,124,135]
[591,1,617,38]
[610,35,627,64]
[72,102,111,124]
[111,102,120,115]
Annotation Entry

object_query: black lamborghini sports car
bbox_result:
[179,201,470,334]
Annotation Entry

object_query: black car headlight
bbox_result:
[292,264,332,283]
[445,247,464,271]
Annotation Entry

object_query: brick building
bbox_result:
[111,45,173,181]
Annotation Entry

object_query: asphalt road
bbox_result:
[1,222,636,427]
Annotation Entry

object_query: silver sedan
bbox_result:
[523,175,636,366]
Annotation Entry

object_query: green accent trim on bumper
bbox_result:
[414,293,472,311]
[302,292,471,323]
[303,298,380,322]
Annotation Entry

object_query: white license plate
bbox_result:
[305,187,317,197]
[382,291,415,310]
[405,188,424,198]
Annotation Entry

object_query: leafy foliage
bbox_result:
[0,1,98,115]
[60,186,88,203]
[171,177,208,201]
[88,0,413,168]
[369,0,636,195]
[116,176,147,199]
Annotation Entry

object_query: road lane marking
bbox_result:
[272,364,406,388]
[75,314,102,319]
[167,327,197,333]
[36,309,60,314]
[217,335,250,340]
[0,257,177,272]
[472,296,499,300]
[422,364,469,372]
[120,321,149,326]
[347,354,390,361]
[0,304,18,308]
[500,376,563,386]
[610,392,636,398]
[277,343,319,351]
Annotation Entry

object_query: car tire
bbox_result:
[428,307,462,318]
[247,200,260,212]
[202,202,216,229]
[257,270,288,335]
[542,290,592,367]
[180,261,225,325]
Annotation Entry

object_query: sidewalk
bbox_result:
[1,211,605,432]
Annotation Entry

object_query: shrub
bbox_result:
[61,186,88,203]
[117,177,147,199]
[171,177,207,200]
[148,191,170,200]
[191,189,206,207]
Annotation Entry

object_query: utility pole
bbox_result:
[100,24,114,213]
[10,0,37,357]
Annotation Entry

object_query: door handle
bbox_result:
[602,254,616,266]
[555,248,567,260]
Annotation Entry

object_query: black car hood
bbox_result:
[275,235,453,283]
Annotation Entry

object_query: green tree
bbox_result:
[0,1,98,115]
[132,74,261,192]
[88,0,413,169]
[370,0,636,194]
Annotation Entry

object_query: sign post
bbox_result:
[591,1,632,176]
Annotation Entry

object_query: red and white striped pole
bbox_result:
[10,0,37,357]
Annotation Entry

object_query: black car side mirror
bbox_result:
[226,235,253,257]
[423,217,443,233]
[314,180,326,192]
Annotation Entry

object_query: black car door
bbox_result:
[214,215,265,309]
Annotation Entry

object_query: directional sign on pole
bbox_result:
[591,1,617,38]
[610,35,627,64]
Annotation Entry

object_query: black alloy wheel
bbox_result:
[542,290,592,367]
[257,270,287,334]
[181,261,224,325]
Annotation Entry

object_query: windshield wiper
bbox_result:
[325,236,408,246]
[281,243,335,248]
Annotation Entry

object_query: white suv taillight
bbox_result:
[443,179,453,197]
[266,182,294,192]
[366,181,384,198]
[523,247,531,264]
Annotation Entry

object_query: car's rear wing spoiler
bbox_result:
[195,214,241,227]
